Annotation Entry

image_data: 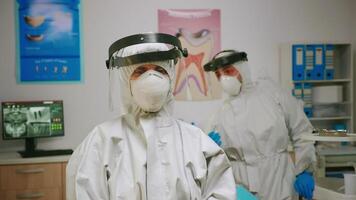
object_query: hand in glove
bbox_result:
[208,131,222,146]
[294,171,314,200]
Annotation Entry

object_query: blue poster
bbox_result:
[16,0,82,83]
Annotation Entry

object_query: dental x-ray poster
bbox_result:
[158,9,221,101]
[16,0,82,83]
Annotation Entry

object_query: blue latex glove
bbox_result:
[236,186,257,200]
[294,171,314,200]
[208,131,222,146]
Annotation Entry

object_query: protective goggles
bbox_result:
[106,33,188,69]
[203,50,248,72]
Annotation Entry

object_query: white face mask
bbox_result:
[130,70,170,112]
[220,75,242,96]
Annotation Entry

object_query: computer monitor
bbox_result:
[1,100,70,157]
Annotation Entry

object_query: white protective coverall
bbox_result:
[66,42,236,200]
[207,61,316,200]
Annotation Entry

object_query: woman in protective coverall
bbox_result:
[66,33,236,200]
[204,50,316,200]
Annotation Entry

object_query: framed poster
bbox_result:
[15,0,82,83]
[158,9,221,101]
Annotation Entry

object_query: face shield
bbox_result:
[106,33,188,116]
[203,50,248,72]
[204,50,256,95]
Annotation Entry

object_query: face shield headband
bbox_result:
[203,50,248,72]
[106,33,189,69]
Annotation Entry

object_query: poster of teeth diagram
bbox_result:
[158,9,222,101]
[16,0,82,83]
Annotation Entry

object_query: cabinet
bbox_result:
[315,146,356,178]
[279,42,354,132]
[0,153,69,200]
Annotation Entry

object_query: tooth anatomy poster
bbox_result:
[158,9,222,101]
[16,0,82,83]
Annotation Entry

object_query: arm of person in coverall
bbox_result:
[198,129,236,200]
[278,88,316,174]
[203,107,224,146]
[66,128,109,200]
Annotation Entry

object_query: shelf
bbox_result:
[280,42,354,132]
[309,116,351,121]
[312,102,351,106]
[293,79,351,84]
[302,133,356,142]
[317,146,356,156]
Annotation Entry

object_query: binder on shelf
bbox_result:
[305,45,314,80]
[292,45,305,80]
[325,44,334,80]
[303,83,313,118]
[293,83,303,100]
[304,103,313,118]
[312,44,325,80]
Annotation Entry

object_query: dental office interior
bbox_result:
[1,0,356,199]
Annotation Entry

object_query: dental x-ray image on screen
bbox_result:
[2,100,64,139]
